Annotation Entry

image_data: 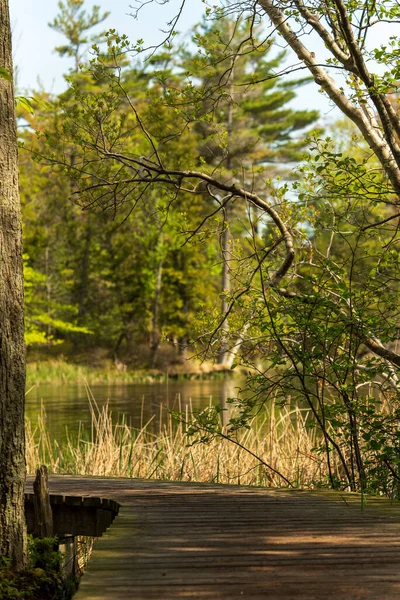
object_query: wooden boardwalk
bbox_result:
[26,475,400,599]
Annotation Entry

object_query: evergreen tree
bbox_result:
[179,16,319,363]
[49,0,110,73]
[20,6,221,365]
[26,12,319,367]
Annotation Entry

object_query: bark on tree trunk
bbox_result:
[218,70,234,365]
[218,203,231,365]
[150,258,163,368]
[78,218,92,320]
[0,0,27,569]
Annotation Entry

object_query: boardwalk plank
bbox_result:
[25,476,400,599]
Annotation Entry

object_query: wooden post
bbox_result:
[33,465,53,537]
[58,536,77,578]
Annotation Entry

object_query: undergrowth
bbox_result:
[0,537,77,600]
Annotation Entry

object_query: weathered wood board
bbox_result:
[25,491,119,536]
[25,476,400,599]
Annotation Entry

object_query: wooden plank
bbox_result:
[25,476,400,599]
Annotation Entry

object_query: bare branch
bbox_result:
[361,212,400,232]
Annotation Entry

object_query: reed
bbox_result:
[25,392,339,488]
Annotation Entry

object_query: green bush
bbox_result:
[0,536,77,600]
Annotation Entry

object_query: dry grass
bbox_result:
[25,392,338,488]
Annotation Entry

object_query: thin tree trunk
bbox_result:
[0,0,27,569]
[71,152,92,323]
[78,219,92,320]
[150,258,163,368]
[218,67,234,365]
[224,321,251,369]
[220,374,236,427]
[218,203,231,364]
[45,247,52,342]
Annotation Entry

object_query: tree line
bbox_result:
[19,1,318,369]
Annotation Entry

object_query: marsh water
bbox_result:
[25,376,243,441]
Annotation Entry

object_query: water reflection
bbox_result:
[25,376,244,441]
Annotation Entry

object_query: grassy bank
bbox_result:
[25,395,337,488]
[26,360,233,386]
[26,360,161,385]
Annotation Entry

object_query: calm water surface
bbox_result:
[25,377,243,441]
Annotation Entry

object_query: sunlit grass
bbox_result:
[26,360,164,385]
[25,391,339,488]
[26,359,230,385]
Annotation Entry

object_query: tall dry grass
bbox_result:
[25,392,339,488]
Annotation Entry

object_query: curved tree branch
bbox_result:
[102,151,296,288]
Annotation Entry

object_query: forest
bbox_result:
[21,2,320,374]
[1,0,400,589]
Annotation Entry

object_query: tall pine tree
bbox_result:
[179,16,319,363]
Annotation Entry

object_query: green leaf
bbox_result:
[16,96,35,114]
[370,439,382,451]
[0,66,11,82]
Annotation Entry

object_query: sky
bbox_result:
[9,0,205,93]
[8,0,360,123]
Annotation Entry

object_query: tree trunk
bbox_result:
[150,258,163,368]
[44,247,52,342]
[224,321,251,369]
[0,0,27,570]
[218,203,231,365]
[218,61,234,365]
[78,218,92,320]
